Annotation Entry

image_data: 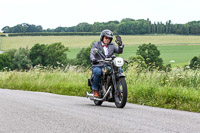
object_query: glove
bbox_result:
[92,59,98,64]
[115,35,122,46]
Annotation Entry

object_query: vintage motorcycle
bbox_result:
[87,48,128,108]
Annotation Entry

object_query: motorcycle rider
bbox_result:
[90,29,124,97]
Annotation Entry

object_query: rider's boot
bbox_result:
[93,90,99,98]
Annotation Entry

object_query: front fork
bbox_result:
[111,72,121,96]
[111,68,125,95]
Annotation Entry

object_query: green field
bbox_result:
[1,35,200,66]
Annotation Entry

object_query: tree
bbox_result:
[1,26,10,33]
[121,18,135,23]
[147,18,151,33]
[117,21,134,35]
[75,23,92,32]
[136,43,164,70]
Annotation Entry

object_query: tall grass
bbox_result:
[0,65,200,112]
[0,66,91,96]
[126,64,200,112]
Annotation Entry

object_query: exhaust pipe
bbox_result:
[86,86,111,101]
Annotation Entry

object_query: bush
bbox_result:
[29,42,69,67]
[73,41,94,68]
[189,56,200,69]
[29,44,47,66]
[6,49,17,59]
[0,53,12,70]
[44,42,69,66]
[136,43,164,70]
[12,47,32,70]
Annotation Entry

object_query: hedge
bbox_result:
[8,32,101,36]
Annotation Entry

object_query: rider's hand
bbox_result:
[115,35,122,46]
[92,59,98,64]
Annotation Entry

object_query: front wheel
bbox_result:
[114,77,127,108]
[94,100,103,106]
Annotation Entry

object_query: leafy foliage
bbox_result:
[73,42,94,68]
[0,53,12,70]
[136,43,164,70]
[2,23,42,33]
[29,43,47,66]
[189,56,200,69]
[44,42,69,66]
[29,42,69,67]
[127,55,147,72]
[12,47,32,70]
[3,19,200,35]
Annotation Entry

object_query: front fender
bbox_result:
[116,73,125,78]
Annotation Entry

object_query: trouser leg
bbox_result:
[92,66,102,91]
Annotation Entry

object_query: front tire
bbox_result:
[114,77,127,108]
[94,100,103,106]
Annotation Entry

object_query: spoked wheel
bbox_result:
[94,100,103,106]
[114,77,127,108]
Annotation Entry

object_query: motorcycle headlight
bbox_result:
[113,57,124,67]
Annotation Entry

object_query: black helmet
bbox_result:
[100,29,113,42]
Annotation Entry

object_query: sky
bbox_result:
[0,0,200,31]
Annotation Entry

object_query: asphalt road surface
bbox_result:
[0,89,199,133]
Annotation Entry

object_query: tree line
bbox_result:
[2,18,200,35]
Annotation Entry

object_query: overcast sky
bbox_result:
[0,0,200,31]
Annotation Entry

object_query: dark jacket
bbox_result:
[90,41,124,66]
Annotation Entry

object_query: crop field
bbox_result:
[1,35,200,66]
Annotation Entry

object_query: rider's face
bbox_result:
[103,36,111,44]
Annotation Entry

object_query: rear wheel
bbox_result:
[114,77,127,108]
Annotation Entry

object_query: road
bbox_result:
[0,89,199,133]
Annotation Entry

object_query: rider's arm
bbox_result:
[114,43,124,54]
[90,42,96,61]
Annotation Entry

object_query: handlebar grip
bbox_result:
[124,60,129,64]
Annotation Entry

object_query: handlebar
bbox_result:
[97,60,110,63]
[97,59,129,64]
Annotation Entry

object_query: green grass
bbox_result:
[0,66,200,112]
[158,45,200,67]
[1,35,200,66]
[2,35,200,50]
[68,45,200,67]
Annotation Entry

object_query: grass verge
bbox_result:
[0,66,200,112]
